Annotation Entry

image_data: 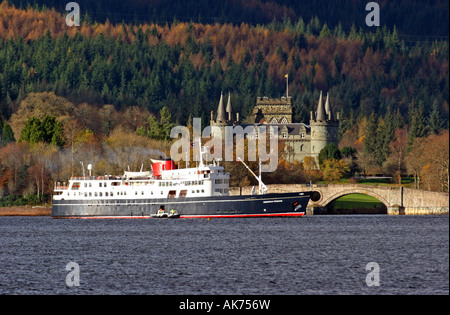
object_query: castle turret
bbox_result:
[215,92,227,125]
[310,91,339,161]
[315,91,327,121]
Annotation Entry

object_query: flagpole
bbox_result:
[286,74,289,98]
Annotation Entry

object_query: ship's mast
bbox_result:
[236,157,268,195]
[197,138,207,168]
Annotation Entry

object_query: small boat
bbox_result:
[155,209,168,218]
[152,207,180,219]
[168,210,180,219]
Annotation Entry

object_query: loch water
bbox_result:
[0,215,448,295]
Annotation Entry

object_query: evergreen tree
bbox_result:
[0,115,3,138]
[375,110,396,165]
[364,113,378,156]
[428,99,445,135]
[19,115,64,146]
[318,143,341,165]
[319,23,331,38]
[137,106,174,141]
[408,101,428,146]
[1,123,16,146]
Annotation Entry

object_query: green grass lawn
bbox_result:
[331,194,384,209]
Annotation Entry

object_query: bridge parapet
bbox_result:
[237,184,449,215]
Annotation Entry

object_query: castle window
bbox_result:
[300,133,305,138]
[270,118,278,124]
[283,133,287,138]
[280,117,288,124]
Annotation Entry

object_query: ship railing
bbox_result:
[69,176,121,181]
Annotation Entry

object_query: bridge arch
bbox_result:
[315,188,391,208]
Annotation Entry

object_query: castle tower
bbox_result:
[252,96,293,124]
[310,92,339,160]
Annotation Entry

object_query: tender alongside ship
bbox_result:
[52,149,311,219]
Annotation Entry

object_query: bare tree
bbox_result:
[406,138,426,189]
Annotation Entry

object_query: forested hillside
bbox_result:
[0,2,448,125]
[0,1,448,201]
[7,0,449,37]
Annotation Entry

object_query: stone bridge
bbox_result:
[231,184,449,215]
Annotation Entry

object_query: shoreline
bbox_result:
[0,206,52,216]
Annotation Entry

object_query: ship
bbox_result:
[52,147,311,219]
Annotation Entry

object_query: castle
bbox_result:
[210,91,339,164]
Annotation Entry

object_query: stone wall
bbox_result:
[230,184,449,215]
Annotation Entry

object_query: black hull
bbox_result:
[52,192,311,219]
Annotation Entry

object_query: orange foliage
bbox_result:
[0,1,412,92]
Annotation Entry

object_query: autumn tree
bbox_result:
[105,128,169,173]
[383,128,409,184]
[421,131,449,192]
[302,156,321,183]
[406,138,426,189]
[0,143,30,194]
[28,142,58,197]
[9,92,74,140]
[356,150,377,178]
[321,159,350,182]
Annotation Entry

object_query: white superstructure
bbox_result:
[53,162,230,201]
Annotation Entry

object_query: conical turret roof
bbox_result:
[316,91,326,121]
[325,92,333,121]
[216,92,226,123]
[226,92,233,120]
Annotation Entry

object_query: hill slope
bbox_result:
[7,0,450,37]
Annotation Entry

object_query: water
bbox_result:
[0,216,448,295]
